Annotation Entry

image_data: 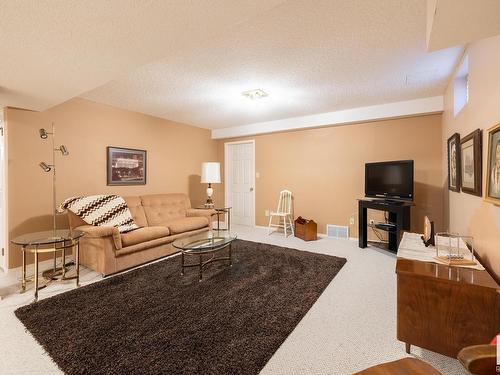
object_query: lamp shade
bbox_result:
[201,162,221,183]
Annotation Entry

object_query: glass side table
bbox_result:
[11,229,84,302]
[195,206,232,231]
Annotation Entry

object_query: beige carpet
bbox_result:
[0,225,467,375]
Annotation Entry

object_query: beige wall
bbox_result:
[442,35,500,279]
[218,115,444,240]
[6,98,219,268]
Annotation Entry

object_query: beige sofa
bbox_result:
[68,193,215,276]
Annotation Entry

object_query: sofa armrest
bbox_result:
[186,208,216,217]
[186,208,217,229]
[458,345,496,375]
[75,225,122,250]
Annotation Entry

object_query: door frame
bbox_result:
[224,140,256,227]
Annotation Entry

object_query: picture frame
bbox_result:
[460,129,482,196]
[485,123,500,205]
[447,133,461,192]
[107,146,147,186]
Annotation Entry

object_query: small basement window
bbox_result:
[453,55,469,117]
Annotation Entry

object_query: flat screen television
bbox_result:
[365,160,414,201]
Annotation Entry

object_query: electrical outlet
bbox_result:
[265,210,270,217]
[349,217,355,225]
[369,219,375,225]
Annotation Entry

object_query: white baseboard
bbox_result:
[255,225,359,241]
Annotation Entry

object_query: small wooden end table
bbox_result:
[11,229,84,302]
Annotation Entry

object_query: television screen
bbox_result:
[365,160,414,201]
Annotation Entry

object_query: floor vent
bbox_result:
[326,224,349,239]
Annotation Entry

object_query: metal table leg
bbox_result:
[62,240,67,279]
[198,254,203,281]
[21,246,26,293]
[52,247,57,275]
[75,240,80,287]
[34,245,39,302]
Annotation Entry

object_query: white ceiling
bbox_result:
[427,0,500,51]
[0,0,285,111]
[82,0,463,129]
[2,0,477,131]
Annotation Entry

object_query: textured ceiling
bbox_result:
[0,0,285,110]
[82,0,463,129]
[427,0,500,51]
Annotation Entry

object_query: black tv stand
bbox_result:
[358,199,413,252]
[381,200,405,205]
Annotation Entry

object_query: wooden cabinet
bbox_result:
[396,258,500,358]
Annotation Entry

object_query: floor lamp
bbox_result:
[38,123,69,278]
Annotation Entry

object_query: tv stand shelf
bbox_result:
[358,199,413,252]
[372,222,397,232]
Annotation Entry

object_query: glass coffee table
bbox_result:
[173,231,237,281]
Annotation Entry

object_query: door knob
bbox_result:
[250,187,254,192]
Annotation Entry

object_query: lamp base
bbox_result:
[204,196,214,208]
[205,183,215,208]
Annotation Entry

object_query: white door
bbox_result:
[225,141,255,226]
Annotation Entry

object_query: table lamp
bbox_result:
[201,162,221,207]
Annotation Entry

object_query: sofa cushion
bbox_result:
[121,226,170,248]
[123,196,148,228]
[140,194,191,226]
[163,217,209,235]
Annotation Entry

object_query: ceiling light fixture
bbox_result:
[242,89,268,100]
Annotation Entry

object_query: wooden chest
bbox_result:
[294,217,317,241]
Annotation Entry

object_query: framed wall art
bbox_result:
[447,133,461,192]
[460,129,482,196]
[107,147,147,186]
[485,123,500,205]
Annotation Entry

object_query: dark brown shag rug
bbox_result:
[15,239,346,375]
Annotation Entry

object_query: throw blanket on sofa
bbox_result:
[61,195,139,233]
